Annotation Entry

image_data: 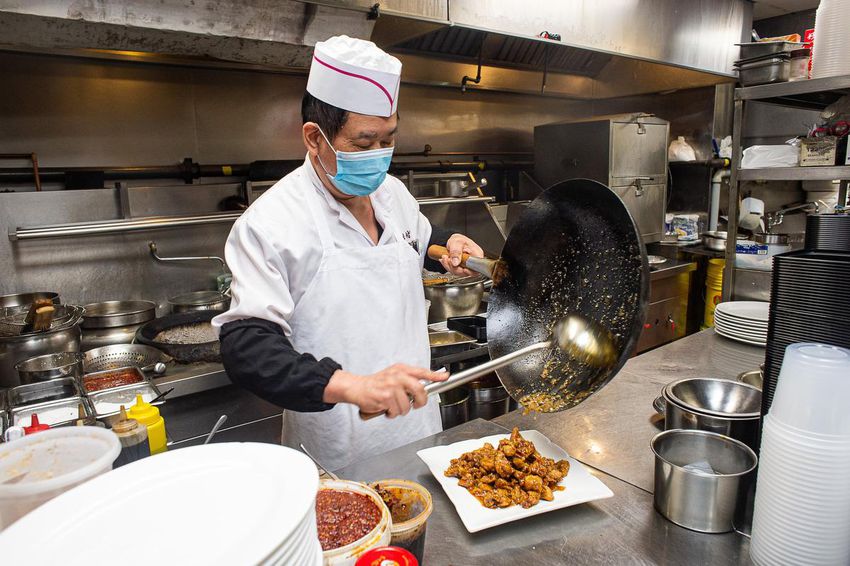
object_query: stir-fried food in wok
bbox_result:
[444,428,570,509]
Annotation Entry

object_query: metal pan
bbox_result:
[135,311,222,363]
[485,178,648,412]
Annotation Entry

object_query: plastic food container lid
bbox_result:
[0,427,120,498]
[356,546,418,566]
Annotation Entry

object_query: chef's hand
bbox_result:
[439,234,485,277]
[324,365,449,418]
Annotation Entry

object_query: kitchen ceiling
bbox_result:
[753,0,819,20]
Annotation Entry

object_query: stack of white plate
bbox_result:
[811,0,850,79]
[751,343,850,565]
[0,443,322,566]
[713,301,768,346]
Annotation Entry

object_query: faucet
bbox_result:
[766,202,819,232]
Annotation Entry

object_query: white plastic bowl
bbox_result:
[0,427,120,530]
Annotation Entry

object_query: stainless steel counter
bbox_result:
[496,329,764,492]
[336,330,762,565]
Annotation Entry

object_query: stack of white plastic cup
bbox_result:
[811,0,850,79]
[750,343,850,566]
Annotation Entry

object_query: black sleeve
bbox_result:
[219,318,341,412]
[425,224,455,272]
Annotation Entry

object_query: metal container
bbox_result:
[651,429,757,533]
[82,301,156,329]
[14,352,84,384]
[655,378,762,452]
[81,366,146,395]
[737,368,763,390]
[735,56,791,86]
[10,396,93,428]
[468,384,510,421]
[167,291,230,313]
[753,233,789,245]
[88,381,163,427]
[81,300,156,350]
[428,330,477,359]
[83,344,169,373]
[736,41,804,59]
[7,377,81,408]
[439,387,469,430]
[423,277,485,324]
[0,306,84,389]
[0,292,60,309]
[702,230,728,252]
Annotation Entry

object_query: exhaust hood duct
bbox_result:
[392,26,612,78]
[0,0,750,98]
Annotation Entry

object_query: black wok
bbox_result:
[135,310,222,363]
[473,179,648,412]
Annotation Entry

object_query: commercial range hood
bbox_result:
[0,0,751,98]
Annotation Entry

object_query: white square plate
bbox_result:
[417,430,614,533]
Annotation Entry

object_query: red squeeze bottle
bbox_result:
[23,414,50,435]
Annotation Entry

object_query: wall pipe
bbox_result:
[709,168,732,232]
[0,158,531,186]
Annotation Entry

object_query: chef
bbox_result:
[213,35,484,470]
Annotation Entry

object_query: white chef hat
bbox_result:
[306,35,401,118]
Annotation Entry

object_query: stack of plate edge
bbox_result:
[713,303,768,346]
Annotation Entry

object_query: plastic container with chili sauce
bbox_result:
[369,479,432,564]
[319,479,392,566]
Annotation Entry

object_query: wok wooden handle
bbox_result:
[427,245,470,267]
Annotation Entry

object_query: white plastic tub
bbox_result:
[0,427,120,530]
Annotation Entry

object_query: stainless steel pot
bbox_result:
[82,300,156,329]
[439,387,470,430]
[0,292,60,309]
[0,306,84,389]
[651,429,757,533]
[81,300,157,350]
[468,385,510,421]
[168,291,230,313]
[702,231,728,252]
[423,276,485,324]
[654,378,762,452]
[14,352,84,384]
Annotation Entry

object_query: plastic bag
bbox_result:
[668,136,696,162]
[741,144,799,168]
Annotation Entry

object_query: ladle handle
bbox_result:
[359,340,550,421]
[426,245,496,278]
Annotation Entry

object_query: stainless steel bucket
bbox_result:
[439,387,469,430]
[651,429,758,533]
[468,385,510,421]
[655,378,762,453]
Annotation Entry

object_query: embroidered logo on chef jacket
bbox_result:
[402,229,419,253]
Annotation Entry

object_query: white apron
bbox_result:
[282,188,442,471]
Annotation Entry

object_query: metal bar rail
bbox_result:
[8,197,495,241]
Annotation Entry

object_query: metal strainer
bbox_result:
[83,344,171,373]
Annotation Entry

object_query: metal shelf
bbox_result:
[738,166,850,181]
[724,75,850,301]
[735,75,850,110]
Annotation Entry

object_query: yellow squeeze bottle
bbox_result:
[127,393,168,455]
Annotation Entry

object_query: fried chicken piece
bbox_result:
[445,428,570,510]
[494,451,514,478]
[522,474,544,493]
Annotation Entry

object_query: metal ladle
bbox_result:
[360,313,616,420]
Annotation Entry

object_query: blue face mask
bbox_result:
[316,128,394,197]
